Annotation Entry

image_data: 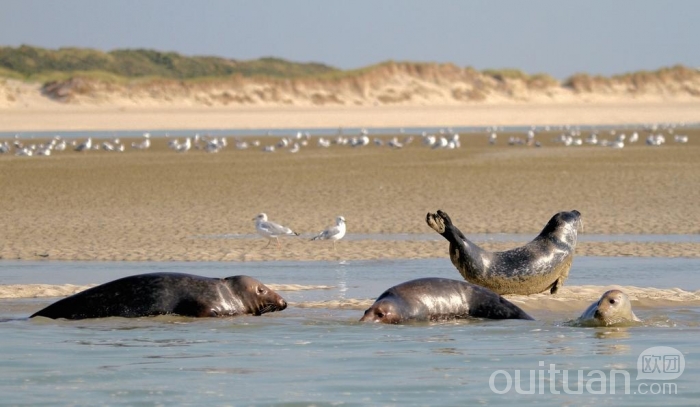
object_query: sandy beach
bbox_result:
[2,102,700,132]
[1,105,698,263]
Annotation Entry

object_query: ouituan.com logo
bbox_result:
[489,346,684,395]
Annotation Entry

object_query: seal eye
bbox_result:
[257,286,266,295]
[376,312,384,318]
[609,299,616,304]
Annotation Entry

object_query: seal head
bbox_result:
[577,289,641,327]
[226,275,288,316]
[359,297,405,324]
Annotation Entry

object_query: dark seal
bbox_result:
[30,273,287,320]
[426,209,582,295]
[359,277,533,324]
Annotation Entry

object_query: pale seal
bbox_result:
[359,277,533,324]
[30,273,287,320]
[576,289,641,327]
[426,209,582,295]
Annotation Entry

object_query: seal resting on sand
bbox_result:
[576,289,641,327]
[29,273,287,320]
[359,277,533,324]
[426,209,582,295]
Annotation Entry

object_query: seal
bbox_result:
[576,290,641,327]
[426,209,582,295]
[359,277,534,324]
[29,273,287,320]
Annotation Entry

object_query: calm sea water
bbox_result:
[2,257,699,406]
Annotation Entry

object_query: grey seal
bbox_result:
[576,289,641,326]
[426,209,582,295]
[30,273,287,320]
[359,277,533,324]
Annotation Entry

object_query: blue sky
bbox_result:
[1,0,698,79]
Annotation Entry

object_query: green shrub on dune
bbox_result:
[0,45,338,81]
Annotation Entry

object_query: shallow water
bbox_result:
[2,257,699,405]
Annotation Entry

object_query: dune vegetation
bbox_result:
[1,45,699,107]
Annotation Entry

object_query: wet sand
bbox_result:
[0,128,698,263]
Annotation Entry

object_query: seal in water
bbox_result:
[359,277,533,324]
[576,289,641,327]
[29,273,287,320]
[426,209,582,295]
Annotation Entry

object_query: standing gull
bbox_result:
[253,213,300,248]
[311,216,346,250]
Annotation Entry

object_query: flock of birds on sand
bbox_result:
[2,133,153,156]
[0,129,460,157]
[494,122,690,148]
[254,213,346,251]
[0,123,692,158]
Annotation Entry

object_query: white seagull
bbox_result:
[253,213,300,248]
[74,137,92,152]
[310,216,346,250]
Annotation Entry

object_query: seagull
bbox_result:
[74,137,92,152]
[253,213,300,248]
[131,133,151,150]
[310,216,346,251]
[176,138,192,153]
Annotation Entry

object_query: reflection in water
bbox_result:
[542,346,577,356]
[593,327,631,340]
[542,332,578,356]
[593,328,633,355]
[431,347,463,355]
[335,262,348,300]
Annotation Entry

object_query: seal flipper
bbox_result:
[426,211,449,235]
[427,210,494,286]
[173,298,214,317]
[549,277,563,294]
[468,292,534,320]
[426,210,470,243]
